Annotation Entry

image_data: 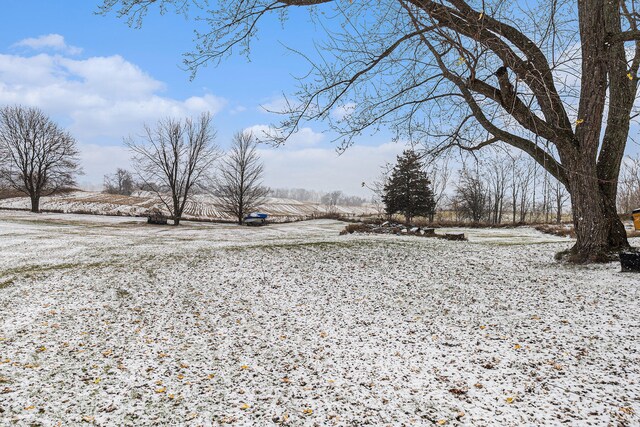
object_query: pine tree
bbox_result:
[383,150,435,225]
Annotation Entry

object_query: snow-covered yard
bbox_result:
[0,211,638,426]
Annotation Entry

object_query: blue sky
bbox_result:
[0,1,403,195]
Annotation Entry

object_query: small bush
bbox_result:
[535,224,575,238]
[344,223,369,234]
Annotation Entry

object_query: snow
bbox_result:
[0,211,638,426]
[0,191,376,222]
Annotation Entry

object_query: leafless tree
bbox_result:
[363,163,393,218]
[508,154,522,224]
[454,167,488,223]
[102,0,640,261]
[551,179,570,224]
[104,168,135,196]
[215,131,268,224]
[484,155,509,224]
[617,154,640,214]
[0,105,81,212]
[426,156,451,222]
[127,112,219,225]
[321,190,343,213]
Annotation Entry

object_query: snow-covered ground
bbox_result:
[0,211,638,426]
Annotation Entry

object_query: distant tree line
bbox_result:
[449,153,570,225]
[1,103,637,226]
[267,188,368,207]
[371,150,572,225]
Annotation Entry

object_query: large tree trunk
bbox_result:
[600,181,629,249]
[558,0,630,262]
[30,195,40,213]
[564,155,629,262]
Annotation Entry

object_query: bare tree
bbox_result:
[551,179,570,224]
[215,131,268,224]
[104,168,135,196]
[508,154,522,224]
[363,163,393,218]
[617,154,640,215]
[102,0,640,261]
[454,167,488,223]
[427,156,451,222]
[128,112,219,225]
[484,155,509,224]
[321,190,343,214]
[0,105,81,212]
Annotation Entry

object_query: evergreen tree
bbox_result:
[383,150,435,225]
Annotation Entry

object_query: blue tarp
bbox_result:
[245,212,268,219]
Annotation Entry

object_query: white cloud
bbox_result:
[0,52,227,141]
[0,38,405,197]
[259,96,293,114]
[257,137,406,197]
[230,105,247,115]
[13,34,82,55]
[76,143,132,190]
[331,102,356,121]
[244,124,324,148]
[0,42,228,190]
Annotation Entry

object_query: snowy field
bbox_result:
[0,211,638,426]
[0,191,376,222]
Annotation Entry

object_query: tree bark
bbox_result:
[30,195,40,213]
[559,0,630,262]
[564,154,629,262]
